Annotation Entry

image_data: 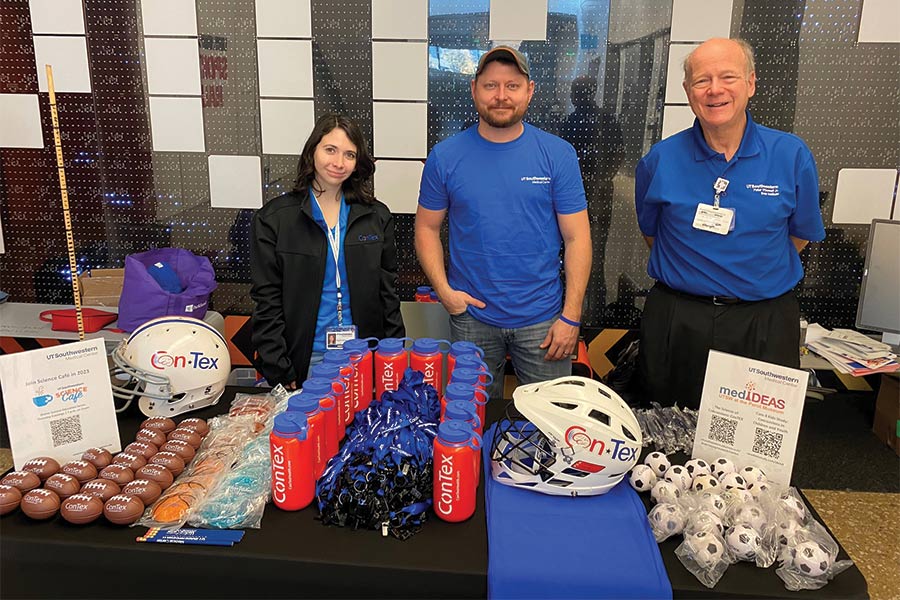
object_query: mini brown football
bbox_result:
[176,417,209,437]
[111,452,147,471]
[80,447,113,469]
[44,473,81,499]
[121,479,162,505]
[98,464,135,486]
[148,452,185,476]
[20,488,61,520]
[140,417,177,434]
[79,478,121,503]
[134,428,167,447]
[134,464,174,489]
[104,494,145,525]
[21,457,61,482]
[160,440,196,461]
[1,470,41,493]
[60,460,98,484]
[166,428,202,449]
[61,493,103,524]
[0,484,23,515]
[124,441,158,459]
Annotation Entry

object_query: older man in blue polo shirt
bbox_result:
[635,38,825,409]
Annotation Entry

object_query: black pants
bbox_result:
[638,283,800,410]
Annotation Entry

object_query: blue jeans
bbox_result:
[449,311,571,401]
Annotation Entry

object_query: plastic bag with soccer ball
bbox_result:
[647,502,686,542]
[775,518,853,591]
[676,530,730,588]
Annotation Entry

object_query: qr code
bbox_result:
[50,414,83,447]
[709,415,737,446]
[752,427,783,459]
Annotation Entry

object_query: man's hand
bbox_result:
[539,318,579,361]
[441,288,486,316]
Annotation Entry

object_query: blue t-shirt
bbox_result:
[309,190,352,352]
[635,113,825,301]
[418,123,587,328]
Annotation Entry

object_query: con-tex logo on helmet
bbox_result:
[564,425,637,462]
[150,351,220,371]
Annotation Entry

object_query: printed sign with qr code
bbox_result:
[691,350,808,490]
[0,338,121,470]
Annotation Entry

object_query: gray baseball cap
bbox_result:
[475,45,530,78]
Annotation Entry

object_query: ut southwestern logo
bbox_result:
[521,176,551,185]
[564,425,637,462]
[746,183,780,197]
[151,351,219,371]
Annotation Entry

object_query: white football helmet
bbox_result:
[490,376,642,496]
[110,316,230,417]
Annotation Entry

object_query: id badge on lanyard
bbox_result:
[323,218,357,349]
[692,177,735,235]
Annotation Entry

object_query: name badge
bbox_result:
[326,325,357,350]
[693,203,734,235]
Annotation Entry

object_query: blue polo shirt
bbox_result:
[418,123,587,328]
[635,113,825,301]
[309,190,352,352]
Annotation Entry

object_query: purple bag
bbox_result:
[117,248,217,331]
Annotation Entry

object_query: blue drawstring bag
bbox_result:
[117,248,217,331]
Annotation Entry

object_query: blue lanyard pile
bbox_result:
[316,368,440,539]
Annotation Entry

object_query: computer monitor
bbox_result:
[855,219,900,343]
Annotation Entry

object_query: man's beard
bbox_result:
[478,104,527,128]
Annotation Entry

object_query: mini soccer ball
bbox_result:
[686,531,725,569]
[698,492,727,518]
[691,473,720,492]
[733,503,768,532]
[649,503,685,535]
[685,458,712,478]
[651,479,681,505]
[719,472,747,490]
[791,540,832,577]
[629,464,658,492]
[713,457,736,480]
[644,452,671,477]
[663,465,692,490]
[747,481,771,498]
[726,524,761,561]
[687,509,725,536]
[723,487,754,505]
[779,495,807,522]
[740,465,767,485]
[776,519,802,548]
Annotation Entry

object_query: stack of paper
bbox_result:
[807,328,900,376]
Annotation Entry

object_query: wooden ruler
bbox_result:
[46,64,85,340]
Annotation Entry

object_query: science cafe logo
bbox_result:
[32,386,87,407]
[719,382,785,410]
[564,425,637,462]
[150,351,220,371]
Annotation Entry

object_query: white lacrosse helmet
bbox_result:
[110,316,230,417]
[490,376,642,496]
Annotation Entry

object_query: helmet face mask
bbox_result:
[491,376,642,496]
[110,317,230,418]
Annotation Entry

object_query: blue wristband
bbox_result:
[558,315,580,327]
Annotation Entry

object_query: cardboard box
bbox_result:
[78,268,125,308]
[872,374,899,456]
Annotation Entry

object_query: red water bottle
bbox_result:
[433,421,481,522]
[287,393,326,478]
[415,286,432,302]
[269,412,314,510]
[443,382,489,427]
[374,338,408,401]
[323,350,354,426]
[310,363,348,436]
[343,338,376,412]
[447,341,484,379]
[409,338,450,397]
[302,376,345,441]
[443,400,483,480]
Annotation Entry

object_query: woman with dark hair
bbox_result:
[251,114,405,388]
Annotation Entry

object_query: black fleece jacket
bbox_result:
[250,189,405,386]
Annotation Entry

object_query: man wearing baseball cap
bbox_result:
[415,45,592,400]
